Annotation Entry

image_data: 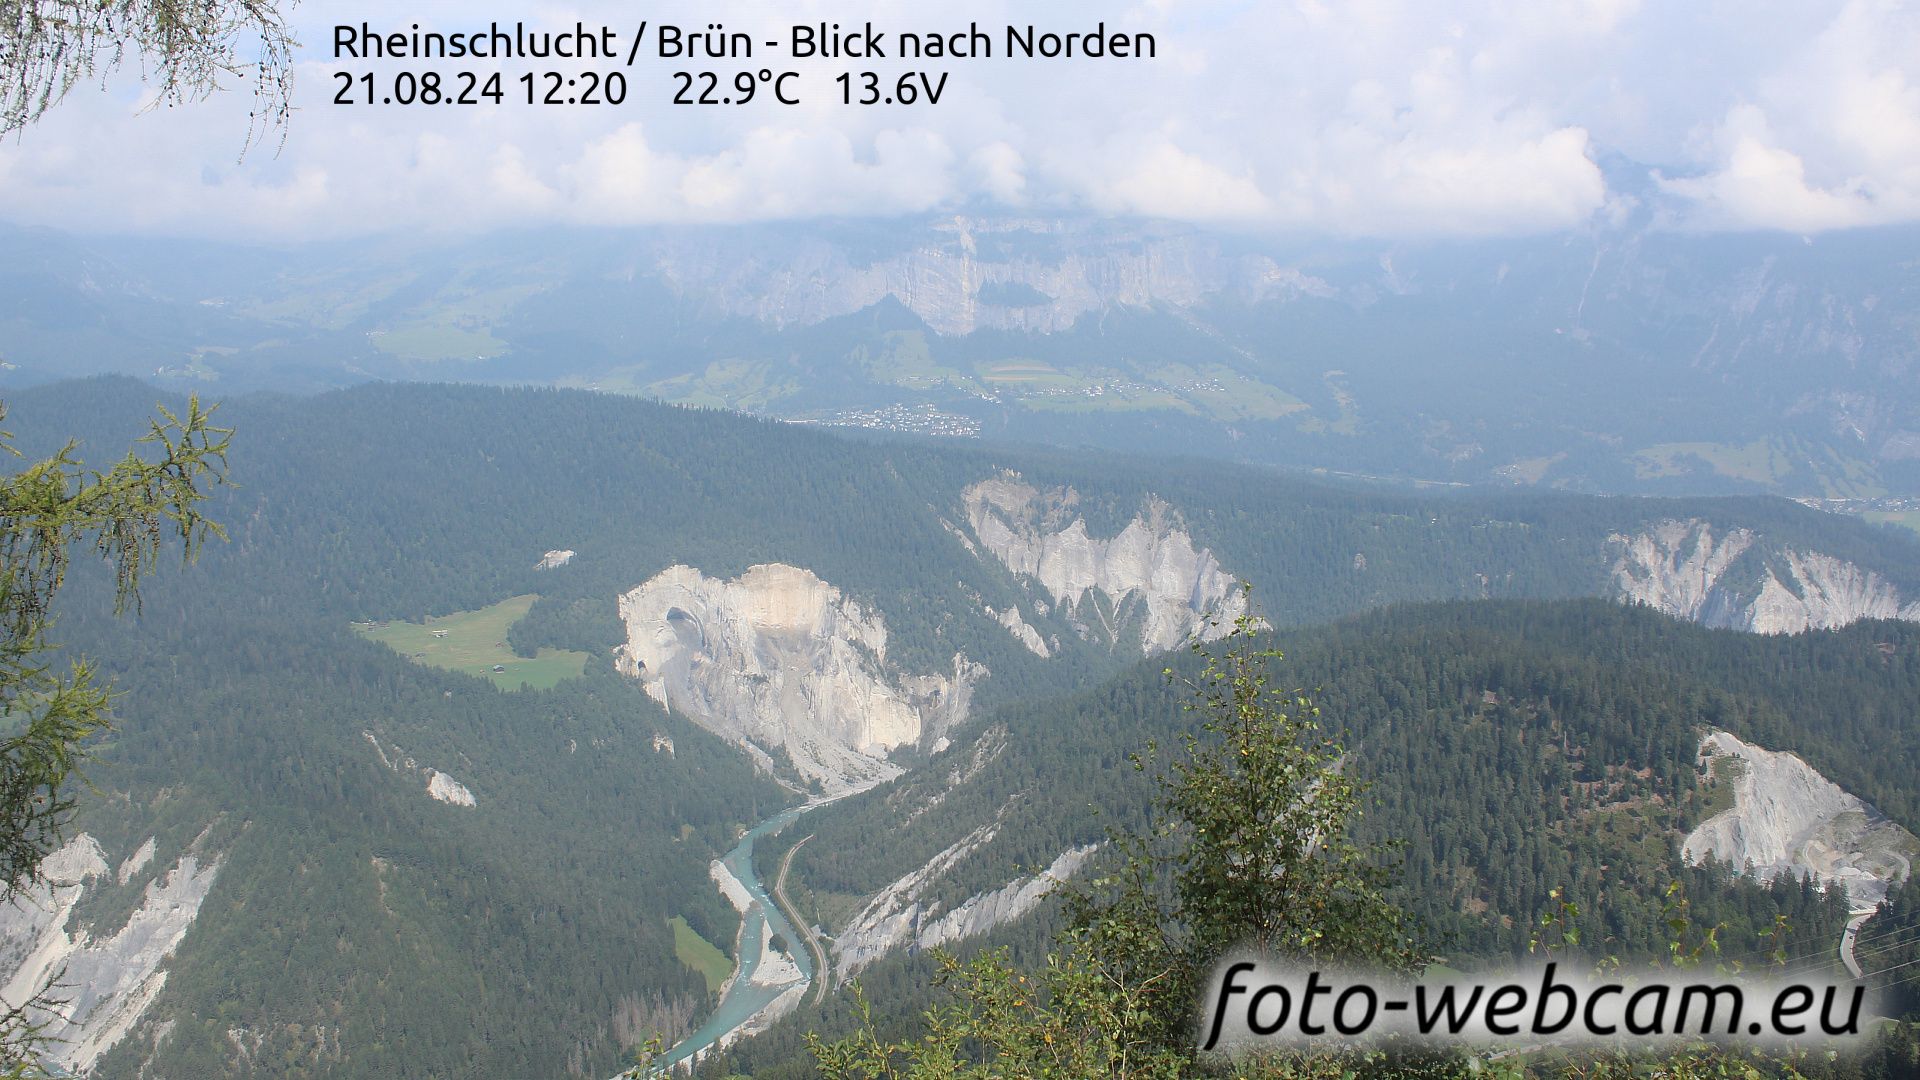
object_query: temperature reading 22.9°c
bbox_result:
[672,69,800,105]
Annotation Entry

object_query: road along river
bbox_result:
[649,803,823,1073]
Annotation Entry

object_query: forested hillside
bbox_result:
[23,377,1920,667]
[4,379,1917,1077]
[718,600,1920,1077]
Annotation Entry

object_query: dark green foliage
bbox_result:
[799,618,1870,1080]
[3,378,1916,1077]
[1861,883,1920,1020]
[808,617,1427,1079]
[57,605,785,1078]
[722,600,1906,1077]
[1147,610,1423,973]
[0,392,230,1073]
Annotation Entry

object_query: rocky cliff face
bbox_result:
[963,474,1244,654]
[364,731,478,808]
[832,821,1096,980]
[1683,732,1916,909]
[984,604,1053,657]
[1609,519,1920,633]
[615,564,981,794]
[0,833,221,1074]
[426,771,477,806]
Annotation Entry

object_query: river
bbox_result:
[649,803,821,1073]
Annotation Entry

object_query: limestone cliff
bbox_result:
[1683,732,1916,908]
[363,731,478,808]
[0,833,221,1074]
[1609,519,1920,633]
[963,473,1244,654]
[832,822,1096,980]
[984,605,1053,658]
[426,770,477,807]
[615,564,981,794]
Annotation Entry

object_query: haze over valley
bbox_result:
[6,1,1920,1076]
[8,215,1920,508]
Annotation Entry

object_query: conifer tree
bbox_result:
[0,396,229,1073]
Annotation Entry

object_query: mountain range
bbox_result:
[6,216,1920,504]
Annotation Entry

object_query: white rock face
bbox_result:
[536,549,576,570]
[116,838,156,886]
[1610,519,1920,633]
[902,654,989,752]
[916,847,1099,952]
[747,920,804,989]
[0,834,221,1075]
[710,859,754,916]
[963,474,1244,654]
[834,822,1000,979]
[986,605,1052,658]
[1683,732,1916,908]
[1747,551,1920,632]
[1610,520,1757,625]
[426,770,477,807]
[833,834,1097,980]
[615,564,981,794]
[365,732,477,808]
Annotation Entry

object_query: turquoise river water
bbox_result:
[650,804,818,1072]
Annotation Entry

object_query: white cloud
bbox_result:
[1658,106,1883,233]
[0,0,1911,237]
[568,123,671,222]
[486,144,562,214]
[1076,138,1270,221]
[1656,0,1920,230]
[968,140,1026,204]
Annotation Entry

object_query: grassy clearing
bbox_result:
[854,331,979,392]
[671,916,733,994]
[1023,392,1195,414]
[366,280,548,362]
[240,270,420,329]
[980,361,1071,385]
[1501,453,1567,485]
[1157,363,1308,422]
[1634,439,1788,485]
[1864,510,1920,536]
[1296,373,1361,435]
[1632,438,1885,497]
[644,359,800,410]
[352,595,589,690]
[369,322,507,363]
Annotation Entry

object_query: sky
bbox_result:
[1,0,1916,240]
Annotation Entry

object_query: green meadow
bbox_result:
[352,595,589,690]
[671,916,733,994]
